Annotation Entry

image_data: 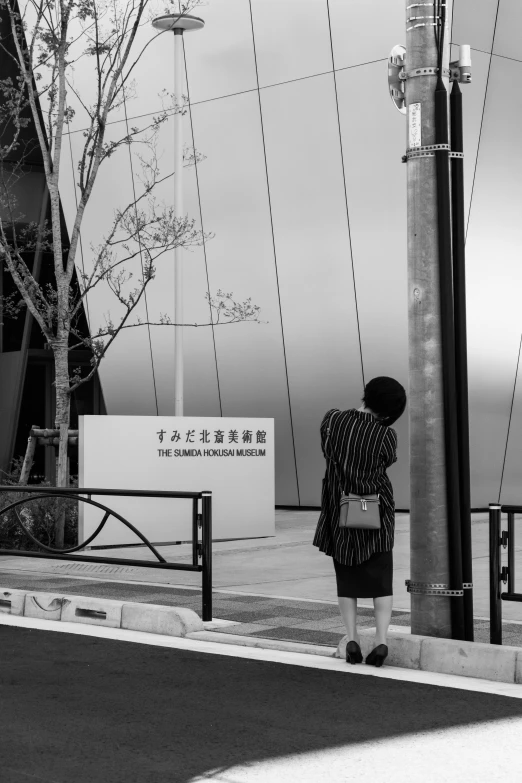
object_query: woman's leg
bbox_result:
[373,595,393,645]
[338,597,359,643]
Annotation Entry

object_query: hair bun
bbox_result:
[362,376,407,427]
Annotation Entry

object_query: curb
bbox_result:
[187,630,337,658]
[2,586,522,685]
[336,628,522,685]
[0,586,203,637]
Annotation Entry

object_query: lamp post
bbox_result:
[151,13,205,416]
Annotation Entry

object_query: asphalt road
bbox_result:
[2,625,522,783]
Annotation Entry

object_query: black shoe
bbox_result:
[345,640,363,664]
[365,644,388,667]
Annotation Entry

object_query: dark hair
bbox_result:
[362,376,407,427]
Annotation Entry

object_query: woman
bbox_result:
[313,376,407,667]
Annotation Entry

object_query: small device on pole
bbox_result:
[151,13,205,416]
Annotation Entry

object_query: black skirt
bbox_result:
[333,550,393,598]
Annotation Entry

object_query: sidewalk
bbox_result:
[1,510,521,647]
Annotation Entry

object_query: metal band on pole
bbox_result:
[402,144,464,162]
[402,66,451,78]
[405,579,470,596]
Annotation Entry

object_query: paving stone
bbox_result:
[212,598,258,607]
[217,623,279,635]
[260,600,334,613]
[211,610,284,624]
[0,576,86,591]
[250,616,314,627]
[502,634,522,646]
[27,583,203,612]
[215,594,274,604]
[357,617,375,628]
[300,615,347,628]
[289,620,346,632]
[224,605,339,621]
[211,609,267,620]
[249,626,344,646]
[387,614,411,626]
[356,608,377,618]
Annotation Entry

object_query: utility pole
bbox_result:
[404,1,455,637]
[389,2,473,639]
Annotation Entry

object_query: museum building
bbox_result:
[1,0,522,510]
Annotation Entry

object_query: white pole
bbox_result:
[174,28,184,416]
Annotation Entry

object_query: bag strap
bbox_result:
[324,412,346,493]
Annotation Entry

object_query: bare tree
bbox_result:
[0,0,262,543]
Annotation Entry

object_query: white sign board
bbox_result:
[408,102,422,148]
[78,416,275,547]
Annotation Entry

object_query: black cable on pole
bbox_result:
[450,78,474,642]
[434,4,465,641]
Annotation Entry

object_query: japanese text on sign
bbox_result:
[408,102,421,148]
[157,429,267,445]
[156,428,268,458]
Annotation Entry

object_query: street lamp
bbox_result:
[151,12,205,416]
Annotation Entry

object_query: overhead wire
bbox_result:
[498,334,522,503]
[112,0,159,415]
[181,38,223,418]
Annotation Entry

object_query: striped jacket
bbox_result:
[313,408,398,566]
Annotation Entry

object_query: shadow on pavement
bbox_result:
[2,626,522,783]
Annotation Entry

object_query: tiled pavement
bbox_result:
[1,571,521,647]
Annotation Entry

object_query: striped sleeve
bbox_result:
[320,409,340,457]
[380,427,398,468]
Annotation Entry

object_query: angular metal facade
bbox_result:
[48,0,522,507]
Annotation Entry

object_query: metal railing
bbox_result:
[489,503,522,644]
[0,486,212,621]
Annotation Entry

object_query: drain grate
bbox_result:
[52,563,139,574]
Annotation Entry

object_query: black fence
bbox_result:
[0,486,213,621]
[489,503,522,644]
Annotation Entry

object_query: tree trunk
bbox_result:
[54,343,70,548]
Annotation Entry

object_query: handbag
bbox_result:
[324,412,381,530]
